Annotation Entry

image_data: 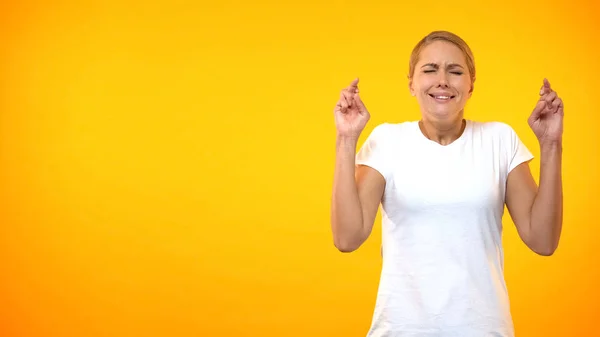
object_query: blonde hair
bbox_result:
[408,30,476,85]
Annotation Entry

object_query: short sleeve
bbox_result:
[355,124,391,180]
[506,125,534,173]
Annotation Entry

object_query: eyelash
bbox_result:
[423,70,463,75]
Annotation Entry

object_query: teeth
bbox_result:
[435,96,449,99]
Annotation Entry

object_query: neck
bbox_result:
[419,116,466,146]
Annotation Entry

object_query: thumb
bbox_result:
[530,100,545,122]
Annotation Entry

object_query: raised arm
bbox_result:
[330,78,385,252]
[332,136,385,252]
[505,79,564,256]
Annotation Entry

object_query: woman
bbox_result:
[330,30,563,336]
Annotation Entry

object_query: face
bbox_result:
[409,40,473,121]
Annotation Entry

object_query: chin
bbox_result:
[427,108,459,120]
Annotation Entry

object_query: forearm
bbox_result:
[331,136,365,248]
[529,141,563,255]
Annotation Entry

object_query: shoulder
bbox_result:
[468,120,533,164]
[366,121,417,140]
[468,120,519,140]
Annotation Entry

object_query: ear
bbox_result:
[408,76,415,96]
[468,78,475,97]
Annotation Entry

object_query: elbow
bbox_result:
[333,237,362,253]
[524,220,562,256]
[535,248,556,256]
[334,240,359,253]
[331,218,370,253]
[532,242,559,256]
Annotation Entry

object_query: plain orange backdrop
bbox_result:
[1,0,599,336]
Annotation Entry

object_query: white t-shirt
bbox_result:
[355,119,534,337]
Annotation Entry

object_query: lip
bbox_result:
[428,93,455,103]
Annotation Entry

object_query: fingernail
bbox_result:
[540,89,544,95]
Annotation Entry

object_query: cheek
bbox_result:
[452,78,471,93]
[421,77,437,88]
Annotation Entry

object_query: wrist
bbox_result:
[336,135,359,152]
[539,139,563,151]
[336,134,360,144]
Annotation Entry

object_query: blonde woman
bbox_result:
[330,30,564,336]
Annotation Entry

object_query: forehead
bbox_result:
[417,40,467,66]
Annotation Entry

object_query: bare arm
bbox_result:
[505,141,563,256]
[330,136,385,252]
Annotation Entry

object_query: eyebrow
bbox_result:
[421,63,464,69]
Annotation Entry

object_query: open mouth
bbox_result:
[428,94,455,101]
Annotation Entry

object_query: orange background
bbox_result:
[1,0,599,336]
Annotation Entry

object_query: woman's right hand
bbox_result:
[334,78,370,139]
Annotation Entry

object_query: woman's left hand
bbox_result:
[528,78,564,145]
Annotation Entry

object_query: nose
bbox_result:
[437,72,449,87]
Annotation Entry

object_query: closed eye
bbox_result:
[423,70,463,75]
